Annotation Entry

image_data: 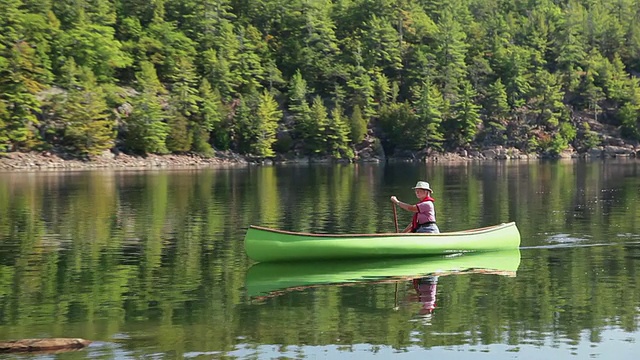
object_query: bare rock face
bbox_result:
[0,338,91,353]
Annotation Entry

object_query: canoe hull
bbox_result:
[244,222,521,263]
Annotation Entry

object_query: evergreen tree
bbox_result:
[349,104,367,144]
[125,61,169,154]
[553,14,586,93]
[0,102,8,152]
[56,20,132,82]
[0,0,49,151]
[484,78,510,145]
[0,40,44,150]
[164,0,235,51]
[308,95,329,154]
[378,102,423,152]
[58,63,115,156]
[166,58,199,152]
[201,48,236,101]
[619,102,640,140]
[165,112,191,152]
[412,79,445,150]
[231,93,255,154]
[252,90,282,157]
[299,0,341,93]
[503,47,532,108]
[192,78,222,156]
[137,19,197,83]
[288,70,312,140]
[605,54,631,105]
[327,105,353,159]
[360,15,403,71]
[580,50,606,122]
[433,10,468,100]
[347,62,376,119]
[449,81,481,147]
[374,73,392,107]
[234,25,266,94]
[530,69,565,128]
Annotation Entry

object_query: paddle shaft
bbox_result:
[392,202,399,233]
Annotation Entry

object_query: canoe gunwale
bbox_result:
[248,222,516,238]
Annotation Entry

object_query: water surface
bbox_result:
[0,160,639,359]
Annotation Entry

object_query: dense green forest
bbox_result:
[2,0,640,159]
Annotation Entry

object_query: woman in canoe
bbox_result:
[390,181,439,233]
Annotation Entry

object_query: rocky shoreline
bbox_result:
[0,150,249,171]
[1,144,639,171]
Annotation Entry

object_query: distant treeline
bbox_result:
[2,0,640,158]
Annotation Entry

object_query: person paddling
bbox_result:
[390,181,439,233]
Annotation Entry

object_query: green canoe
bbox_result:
[244,222,520,263]
[246,249,521,298]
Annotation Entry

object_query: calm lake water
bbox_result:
[1,160,640,359]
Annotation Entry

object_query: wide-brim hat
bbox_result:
[412,181,433,193]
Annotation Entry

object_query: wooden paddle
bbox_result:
[392,202,399,233]
[392,201,400,310]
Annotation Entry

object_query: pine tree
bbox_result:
[0,0,49,151]
[0,41,44,150]
[308,95,329,154]
[0,102,9,152]
[347,63,376,119]
[413,79,445,150]
[553,16,586,92]
[605,54,631,105]
[231,93,255,154]
[201,48,236,101]
[349,104,367,144]
[288,70,312,140]
[360,15,403,71]
[137,19,197,83]
[450,81,481,146]
[374,73,392,107]
[234,25,266,94]
[484,78,510,145]
[378,102,422,151]
[530,70,566,128]
[252,90,282,157]
[299,0,341,93]
[619,102,640,140]
[125,62,169,154]
[580,50,606,122]
[166,57,199,152]
[327,105,353,159]
[55,15,132,82]
[59,65,115,156]
[192,79,222,156]
[433,10,468,100]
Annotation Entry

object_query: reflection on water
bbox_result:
[0,161,640,358]
[245,250,521,298]
[410,276,438,324]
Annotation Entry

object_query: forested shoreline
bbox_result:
[2,0,640,161]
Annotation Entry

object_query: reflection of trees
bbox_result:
[0,162,639,354]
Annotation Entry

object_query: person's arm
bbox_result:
[390,196,418,213]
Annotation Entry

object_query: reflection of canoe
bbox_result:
[246,249,521,297]
[244,222,520,262]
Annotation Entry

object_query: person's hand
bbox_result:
[390,196,398,204]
